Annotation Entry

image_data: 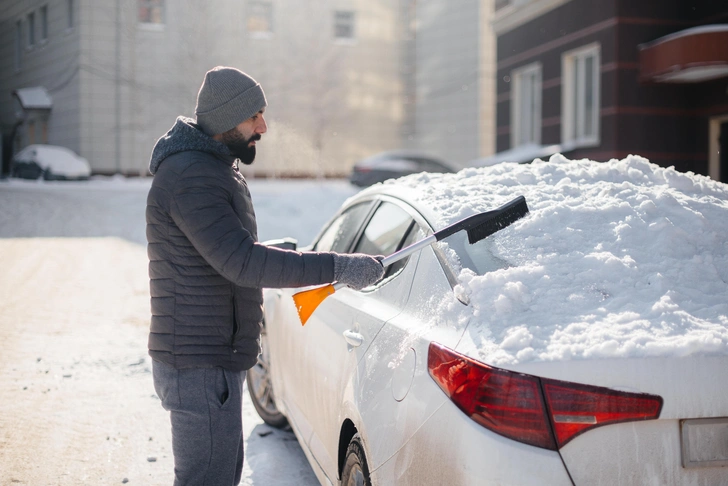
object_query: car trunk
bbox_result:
[510,355,728,485]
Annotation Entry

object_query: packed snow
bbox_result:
[394,154,728,366]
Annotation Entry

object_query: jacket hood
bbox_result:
[149,116,233,175]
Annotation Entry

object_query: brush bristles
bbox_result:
[466,198,529,244]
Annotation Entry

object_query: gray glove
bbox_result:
[332,253,385,290]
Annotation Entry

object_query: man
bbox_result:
[146,66,384,485]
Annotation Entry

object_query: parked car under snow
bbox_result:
[11,144,91,180]
[249,155,728,485]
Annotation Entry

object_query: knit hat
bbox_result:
[195,66,268,136]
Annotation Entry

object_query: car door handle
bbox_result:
[342,330,364,347]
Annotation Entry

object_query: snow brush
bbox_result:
[293,195,529,325]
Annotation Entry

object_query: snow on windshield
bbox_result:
[396,154,728,365]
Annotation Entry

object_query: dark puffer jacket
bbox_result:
[146,117,335,371]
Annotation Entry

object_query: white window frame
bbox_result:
[511,62,542,148]
[708,115,728,182]
[247,1,274,39]
[333,10,356,42]
[561,43,601,148]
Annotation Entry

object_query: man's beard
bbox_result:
[221,130,261,165]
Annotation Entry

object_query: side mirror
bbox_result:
[262,237,298,251]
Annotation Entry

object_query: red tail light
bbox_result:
[428,343,663,450]
[428,342,556,450]
[542,379,663,447]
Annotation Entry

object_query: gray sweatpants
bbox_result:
[152,359,247,486]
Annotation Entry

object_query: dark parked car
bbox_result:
[349,150,455,187]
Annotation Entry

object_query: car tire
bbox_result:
[341,434,371,486]
[246,324,288,428]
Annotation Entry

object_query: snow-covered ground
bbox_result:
[0,176,357,485]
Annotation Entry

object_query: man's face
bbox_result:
[220,109,267,165]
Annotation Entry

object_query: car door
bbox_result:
[356,238,465,474]
[302,197,423,480]
[266,201,374,453]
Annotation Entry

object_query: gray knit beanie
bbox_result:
[195,66,268,136]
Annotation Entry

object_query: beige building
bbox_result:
[400,0,495,168]
[1,0,403,177]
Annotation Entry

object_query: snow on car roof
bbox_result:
[391,154,728,365]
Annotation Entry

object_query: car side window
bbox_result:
[353,201,419,279]
[384,221,422,277]
[354,202,412,256]
[313,202,371,253]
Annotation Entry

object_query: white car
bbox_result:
[11,144,91,180]
[249,156,728,485]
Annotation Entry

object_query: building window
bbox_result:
[511,62,542,148]
[247,1,273,36]
[28,11,35,47]
[15,20,22,70]
[562,43,600,147]
[67,0,74,29]
[138,0,164,24]
[334,11,355,40]
[40,5,48,41]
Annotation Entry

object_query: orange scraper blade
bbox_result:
[293,283,336,326]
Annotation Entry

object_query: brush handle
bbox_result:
[377,198,523,268]
[380,234,437,267]
[333,233,437,291]
[330,196,527,293]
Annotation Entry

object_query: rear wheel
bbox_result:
[341,434,371,486]
[246,324,288,428]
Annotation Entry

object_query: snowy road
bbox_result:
[0,177,357,485]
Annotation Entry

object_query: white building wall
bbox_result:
[237,0,403,177]
[79,0,118,173]
[402,0,496,167]
[1,0,402,176]
[0,0,81,155]
[479,0,496,159]
[123,0,401,177]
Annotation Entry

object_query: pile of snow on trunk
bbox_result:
[397,155,728,365]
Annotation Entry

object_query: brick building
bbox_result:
[489,0,728,182]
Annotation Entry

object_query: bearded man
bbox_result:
[145,66,383,485]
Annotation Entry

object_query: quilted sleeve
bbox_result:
[169,163,335,288]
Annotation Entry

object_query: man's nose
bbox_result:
[257,115,267,134]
